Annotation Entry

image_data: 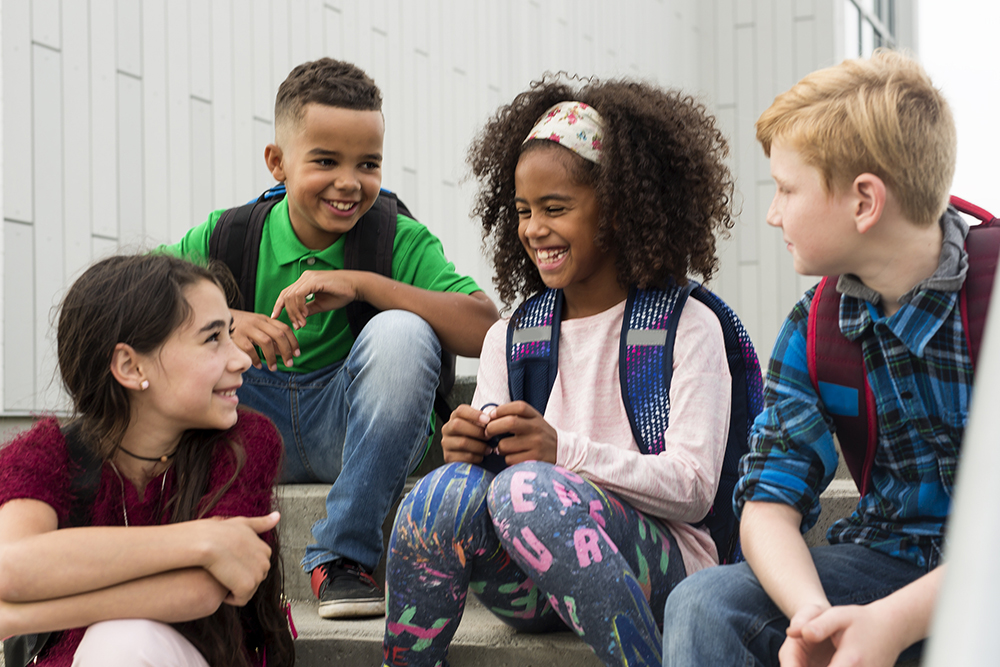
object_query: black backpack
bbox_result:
[208,185,456,423]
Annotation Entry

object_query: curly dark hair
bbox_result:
[468,75,735,308]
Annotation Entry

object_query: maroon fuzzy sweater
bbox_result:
[0,411,282,666]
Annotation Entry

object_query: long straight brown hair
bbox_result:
[57,254,294,667]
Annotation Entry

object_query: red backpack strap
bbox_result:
[953,196,1000,369]
[806,277,878,495]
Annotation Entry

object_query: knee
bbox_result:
[488,461,569,515]
[394,462,492,545]
[663,563,757,632]
[357,311,440,364]
[73,619,207,667]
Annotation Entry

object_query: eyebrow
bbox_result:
[198,319,229,334]
[306,148,383,161]
[514,194,574,203]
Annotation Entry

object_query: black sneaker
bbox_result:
[310,558,385,619]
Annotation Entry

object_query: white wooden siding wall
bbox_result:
[1,0,706,415]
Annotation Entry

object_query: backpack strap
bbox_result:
[208,190,283,311]
[806,276,877,495]
[807,199,1000,496]
[343,193,399,337]
[507,289,563,411]
[619,284,692,455]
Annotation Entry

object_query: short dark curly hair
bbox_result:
[275,58,382,137]
[468,75,735,308]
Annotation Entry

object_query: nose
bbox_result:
[765,193,780,228]
[229,340,252,374]
[333,167,361,192]
[520,209,548,239]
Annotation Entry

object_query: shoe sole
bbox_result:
[317,597,386,619]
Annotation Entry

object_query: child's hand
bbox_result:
[780,603,906,667]
[198,512,279,607]
[441,405,492,464]
[232,309,300,371]
[482,402,558,465]
[271,270,360,329]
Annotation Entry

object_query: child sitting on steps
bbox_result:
[381,76,744,667]
[0,254,294,667]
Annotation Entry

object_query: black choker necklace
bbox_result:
[117,446,178,464]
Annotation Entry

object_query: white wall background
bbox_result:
[0,0,913,415]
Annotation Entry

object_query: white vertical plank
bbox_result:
[91,0,119,238]
[271,0,291,102]
[191,99,215,229]
[91,235,121,260]
[5,222,35,411]
[166,0,193,240]
[211,0,236,209]
[697,0,717,101]
[754,0,776,180]
[325,5,345,58]
[143,0,171,243]
[794,0,814,18]
[189,0,212,100]
[736,25,758,264]
[793,16,817,81]
[715,0,736,106]
[118,74,145,246]
[774,0,796,91]
[307,0,325,61]
[32,45,65,410]
[4,0,33,223]
[117,0,143,77]
[289,0,310,67]
[253,0,272,121]
[713,105,740,305]
[32,0,61,50]
[63,0,93,280]
[232,4,256,199]
[736,0,754,25]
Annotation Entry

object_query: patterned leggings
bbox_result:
[383,461,687,667]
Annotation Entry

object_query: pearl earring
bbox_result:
[140,380,149,390]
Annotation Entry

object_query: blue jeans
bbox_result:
[237,310,441,573]
[661,543,927,666]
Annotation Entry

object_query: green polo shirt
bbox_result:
[161,197,481,373]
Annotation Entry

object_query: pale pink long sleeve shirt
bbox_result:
[472,297,732,574]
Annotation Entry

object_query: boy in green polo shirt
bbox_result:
[163,58,499,619]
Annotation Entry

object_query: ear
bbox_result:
[852,173,886,234]
[110,343,147,392]
[264,144,286,183]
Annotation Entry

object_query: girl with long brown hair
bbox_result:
[0,254,294,666]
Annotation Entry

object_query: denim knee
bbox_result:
[351,310,441,375]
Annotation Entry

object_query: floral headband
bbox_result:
[523,101,604,164]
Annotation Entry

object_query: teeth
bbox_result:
[218,389,237,397]
[329,201,355,211]
[536,248,568,262]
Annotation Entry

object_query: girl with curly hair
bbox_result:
[383,75,737,666]
[0,254,294,667]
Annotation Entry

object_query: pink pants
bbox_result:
[71,619,209,667]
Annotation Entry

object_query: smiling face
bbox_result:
[767,140,860,276]
[137,280,252,435]
[268,104,385,250]
[514,145,624,318]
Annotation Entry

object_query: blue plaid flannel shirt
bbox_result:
[735,280,971,570]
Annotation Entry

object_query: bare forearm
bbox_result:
[0,568,226,638]
[356,273,499,356]
[0,523,210,602]
[868,566,943,649]
[741,501,828,618]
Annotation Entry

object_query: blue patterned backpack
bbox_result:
[504,282,763,563]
